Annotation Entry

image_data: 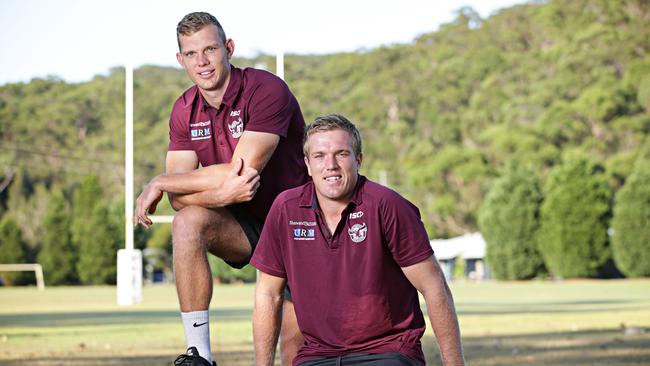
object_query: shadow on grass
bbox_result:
[424,328,650,366]
[0,308,251,327]
[0,351,255,366]
[1,328,648,366]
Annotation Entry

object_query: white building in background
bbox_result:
[430,232,490,281]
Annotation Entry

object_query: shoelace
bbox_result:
[173,353,192,366]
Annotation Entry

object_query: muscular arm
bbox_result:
[402,256,465,366]
[253,271,286,366]
[134,131,278,227]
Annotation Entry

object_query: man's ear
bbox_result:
[304,156,312,177]
[225,39,235,60]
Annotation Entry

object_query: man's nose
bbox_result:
[197,52,209,66]
[325,154,338,169]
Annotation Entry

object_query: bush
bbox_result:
[537,153,611,278]
[611,142,650,277]
[479,164,545,280]
[0,214,31,285]
[38,188,78,285]
[76,203,121,285]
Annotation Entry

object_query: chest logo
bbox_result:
[228,117,244,138]
[349,211,364,219]
[190,120,211,141]
[293,228,315,241]
[348,223,367,243]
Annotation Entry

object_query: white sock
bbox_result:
[181,310,213,364]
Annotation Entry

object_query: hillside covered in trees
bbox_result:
[1,0,648,283]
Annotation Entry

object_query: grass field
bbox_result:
[0,280,649,365]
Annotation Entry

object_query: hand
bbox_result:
[134,178,164,229]
[217,158,260,206]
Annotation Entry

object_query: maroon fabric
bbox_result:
[168,65,308,219]
[251,176,434,365]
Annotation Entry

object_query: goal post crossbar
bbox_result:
[0,263,45,290]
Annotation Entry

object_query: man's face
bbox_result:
[305,129,362,205]
[176,24,233,93]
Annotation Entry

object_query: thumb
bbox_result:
[231,157,244,175]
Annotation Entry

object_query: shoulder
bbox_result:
[241,67,291,98]
[171,85,199,114]
[272,183,307,209]
[363,179,420,215]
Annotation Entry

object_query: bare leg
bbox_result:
[280,299,304,366]
[172,205,251,311]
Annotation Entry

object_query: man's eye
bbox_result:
[206,47,217,52]
[185,52,195,57]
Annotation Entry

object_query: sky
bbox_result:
[0,0,527,85]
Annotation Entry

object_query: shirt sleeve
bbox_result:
[380,192,434,267]
[250,196,287,278]
[168,100,193,151]
[245,75,294,138]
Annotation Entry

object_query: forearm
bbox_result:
[253,291,284,365]
[158,163,232,195]
[424,282,465,365]
[168,189,230,211]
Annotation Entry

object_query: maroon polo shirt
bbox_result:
[250,176,434,365]
[168,65,308,219]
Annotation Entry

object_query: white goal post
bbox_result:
[0,263,45,290]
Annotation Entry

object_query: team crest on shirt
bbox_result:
[228,117,244,138]
[348,223,367,243]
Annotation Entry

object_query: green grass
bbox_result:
[0,280,649,365]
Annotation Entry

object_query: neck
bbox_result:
[199,71,231,109]
[317,196,349,218]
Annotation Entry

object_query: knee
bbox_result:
[172,205,206,249]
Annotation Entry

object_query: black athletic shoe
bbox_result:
[173,347,216,366]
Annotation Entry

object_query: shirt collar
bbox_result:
[299,175,366,208]
[221,65,242,108]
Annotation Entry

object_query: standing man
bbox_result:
[135,12,307,366]
[251,114,465,365]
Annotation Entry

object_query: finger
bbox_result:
[242,167,259,181]
[231,157,244,175]
[249,175,261,187]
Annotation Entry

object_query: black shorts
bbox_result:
[225,204,264,269]
[226,204,295,302]
[299,353,421,366]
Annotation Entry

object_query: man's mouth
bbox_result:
[198,69,214,78]
[324,175,341,182]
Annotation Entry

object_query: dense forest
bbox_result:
[1,0,648,284]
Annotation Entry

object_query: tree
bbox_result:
[76,203,121,284]
[537,153,611,278]
[478,164,545,280]
[38,188,77,285]
[0,214,30,285]
[611,140,650,276]
[71,175,102,251]
[71,175,121,284]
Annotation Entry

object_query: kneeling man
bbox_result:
[251,114,465,365]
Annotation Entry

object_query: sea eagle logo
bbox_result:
[348,223,367,243]
[228,117,244,138]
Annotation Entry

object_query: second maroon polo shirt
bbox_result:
[168,65,308,219]
[251,176,434,365]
